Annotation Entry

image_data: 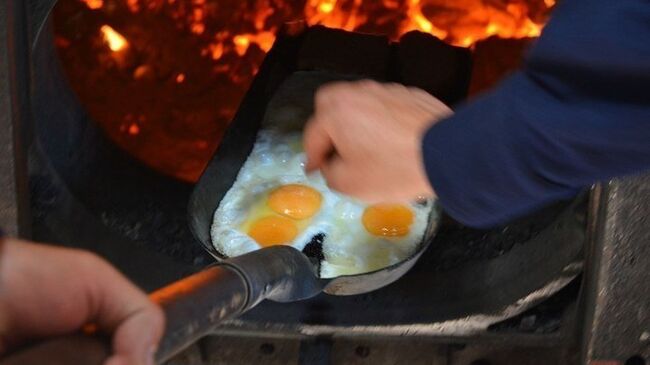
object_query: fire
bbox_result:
[66,0,554,182]
[100,25,128,52]
[401,0,448,40]
[88,0,553,69]
[233,31,275,56]
[301,0,549,47]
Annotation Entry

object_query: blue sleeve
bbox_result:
[421,0,650,228]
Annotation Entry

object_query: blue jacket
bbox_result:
[422,0,650,228]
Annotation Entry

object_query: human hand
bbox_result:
[304,80,453,202]
[0,238,164,365]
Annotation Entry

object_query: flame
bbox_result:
[233,31,275,56]
[62,0,554,182]
[304,0,367,32]
[401,0,448,39]
[91,0,552,72]
[100,25,128,51]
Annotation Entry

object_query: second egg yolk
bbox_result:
[248,216,298,247]
[267,184,322,220]
[362,203,414,237]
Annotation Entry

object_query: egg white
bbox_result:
[211,130,435,278]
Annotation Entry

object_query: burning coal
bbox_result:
[57,0,553,182]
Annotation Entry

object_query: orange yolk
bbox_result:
[267,184,322,220]
[248,216,298,247]
[362,203,414,237]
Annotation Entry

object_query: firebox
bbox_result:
[2,0,649,364]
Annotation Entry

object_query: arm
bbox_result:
[423,0,650,227]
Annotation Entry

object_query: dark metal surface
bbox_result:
[154,265,250,362]
[223,246,325,305]
[581,175,650,364]
[27,0,56,50]
[164,334,579,365]
[0,0,32,238]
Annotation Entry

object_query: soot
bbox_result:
[302,233,325,274]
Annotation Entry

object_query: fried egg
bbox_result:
[211,131,435,278]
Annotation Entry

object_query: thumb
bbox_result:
[303,116,333,172]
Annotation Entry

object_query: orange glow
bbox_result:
[81,0,103,10]
[208,42,224,60]
[61,0,552,182]
[233,31,275,56]
[92,0,551,70]
[233,35,251,56]
[301,0,547,47]
[126,0,139,12]
[100,25,128,52]
[305,0,367,33]
[128,123,140,135]
[90,0,551,72]
[402,0,448,39]
[318,0,337,14]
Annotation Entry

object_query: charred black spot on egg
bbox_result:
[302,233,326,273]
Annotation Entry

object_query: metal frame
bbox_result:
[580,176,650,364]
[0,0,31,238]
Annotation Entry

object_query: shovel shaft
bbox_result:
[0,265,249,365]
[0,246,322,365]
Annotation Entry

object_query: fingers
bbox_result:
[79,255,165,365]
[0,240,165,365]
[303,116,334,172]
[320,156,378,202]
[320,156,354,196]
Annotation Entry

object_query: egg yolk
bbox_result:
[248,216,298,247]
[267,184,322,220]
[362,203,414,237]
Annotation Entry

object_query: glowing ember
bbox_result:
[55,0,554,182]
[233,35,251,56]
[81,0,103,10]
[401,0,448,40]
[128,123,140,135]
[100,25,128,52]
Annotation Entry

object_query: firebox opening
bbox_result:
[51,0,554,183]
[29,0,586,329]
